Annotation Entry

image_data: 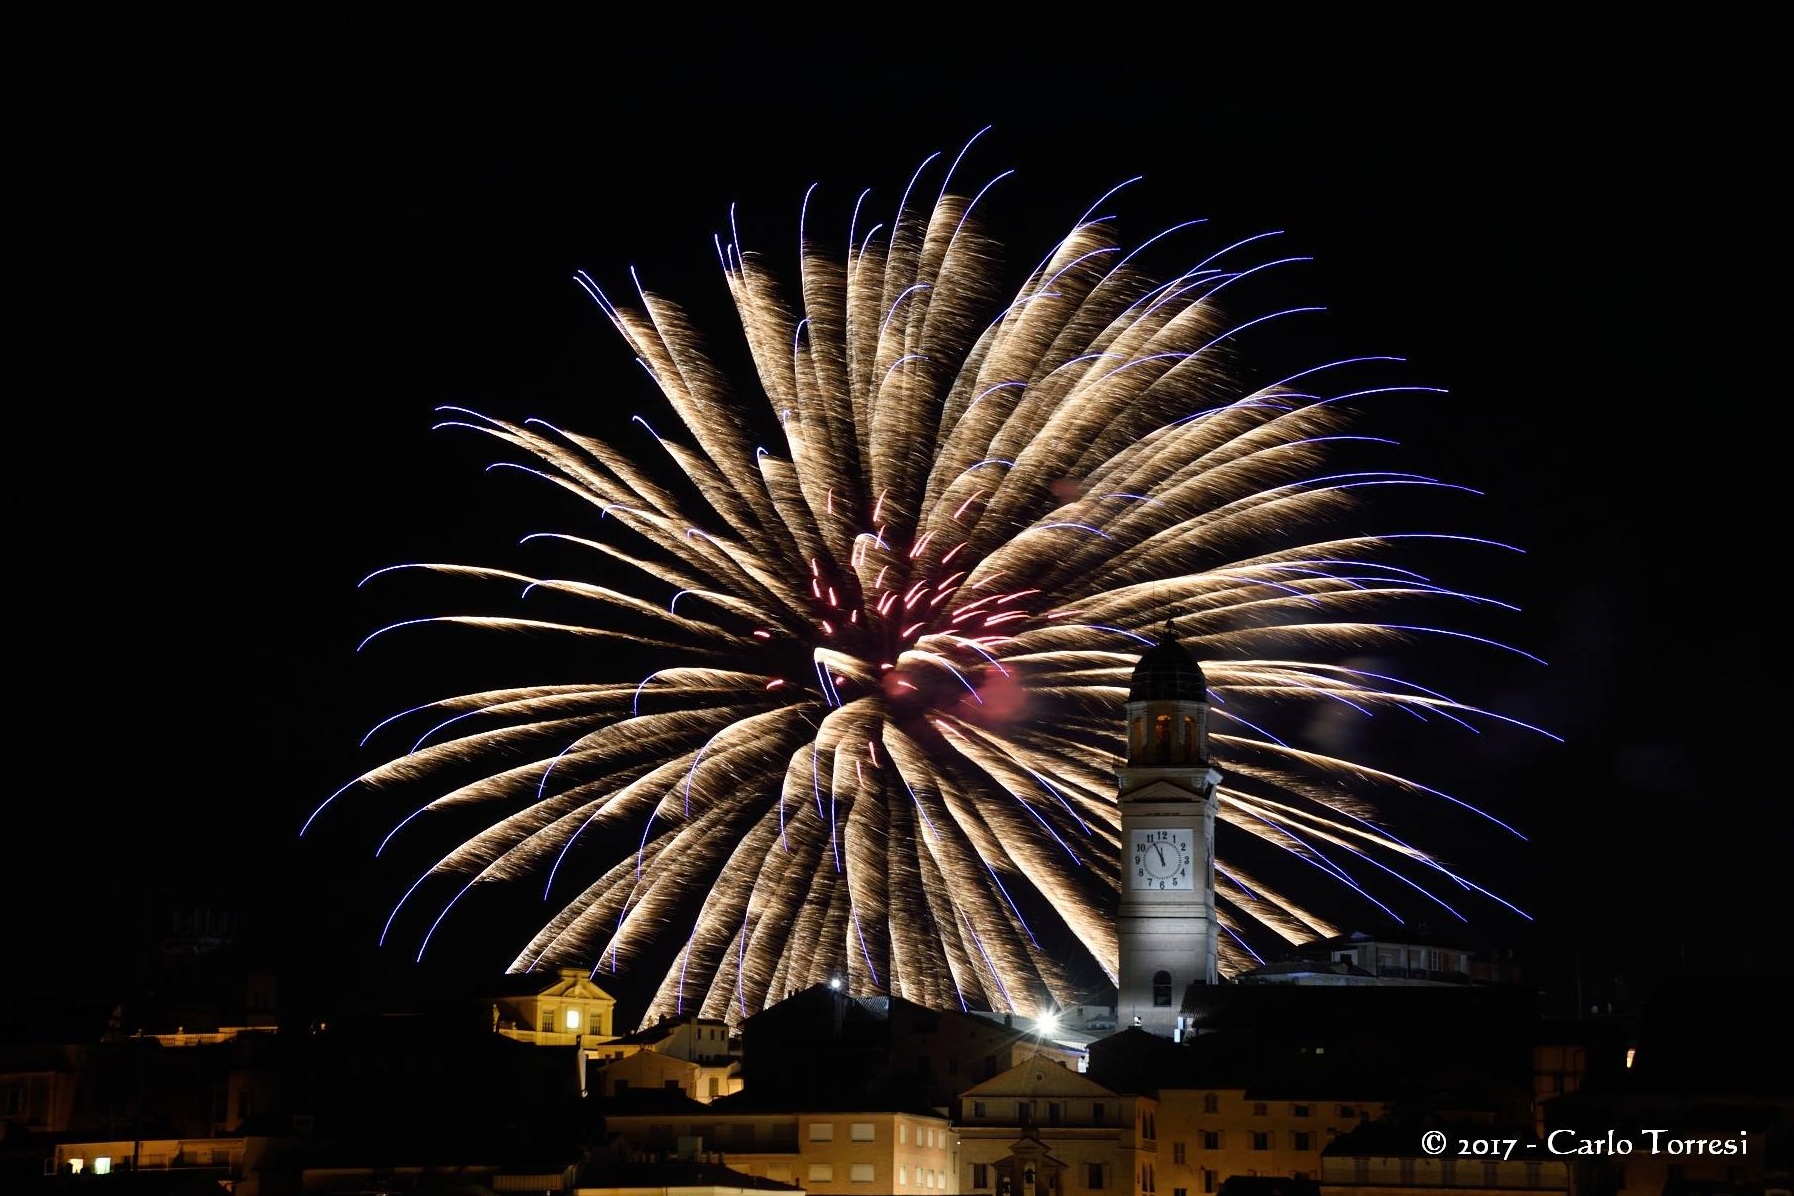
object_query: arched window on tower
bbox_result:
[1153,715,1171,755]
[1183,715,1197,761]
[1132,717,1145,754]
[1152,970,1173,1007]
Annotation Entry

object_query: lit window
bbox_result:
[900,1123,908,1144]
[565,1008,581,1030]
[901,1166,909,1185]
[851,1163,876,1182]
[852,1122,875,1141]
[69,1159,85,1175]
[809,1165,834,1182]
[93,1159,112,1176]
[810,1122,836,1141]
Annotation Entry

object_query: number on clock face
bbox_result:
[1131,828,1194,890]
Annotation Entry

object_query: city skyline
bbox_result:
[19,32,1786,1024]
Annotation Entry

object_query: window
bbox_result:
[93,1159,112,1176]
[851,1163,876,1183]
[852,1122,876,1142]
[1202,1131,1220,1150]
[708,1077,720,1098]
[1253,1102,1267,1116]
[1152,970,1173,1007]
[1202,1093,1219,1114]
[973,1164,989,1189]
[810,1122,836,1141]
[1145,1112,1156,1139]
[1293,1132,1312,1151]
[810,1165,835,1182]
[901,1124,909,1144]
[1173,1142,1186,1164]
[1092,1102,1105,1123]
[1337,1105,1355,1118]
[1292,1104,1310,1118]
[1251,1131,1270,1151]
[565,1007,581,1029]
[1087,1163,1106,1189]
[1175,1189,1187,1196]
[973,1101,986,1118]
[900,1167,909,1185]
[1201,1171,1216,1195]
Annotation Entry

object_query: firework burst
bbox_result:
[308,134,1552,1028]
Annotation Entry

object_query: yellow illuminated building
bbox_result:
[602,1106,956,1193]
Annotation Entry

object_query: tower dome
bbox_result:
[1129,626,1207,702]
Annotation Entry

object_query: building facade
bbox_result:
[958,1052,1156,1196]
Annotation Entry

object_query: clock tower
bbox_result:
[1116,623,1220,1038]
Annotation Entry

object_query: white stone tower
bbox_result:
[1115,622,1220,1038]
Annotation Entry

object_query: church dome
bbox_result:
[1129,627,1207,702]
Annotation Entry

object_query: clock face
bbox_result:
[1130,828,1194,890]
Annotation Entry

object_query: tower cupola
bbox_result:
[1124,623,1212,771]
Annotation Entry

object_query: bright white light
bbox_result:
[829,977,842,991]
[1037,1011,1059,1036]
[565,1008,581,1030]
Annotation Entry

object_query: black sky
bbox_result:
[18,30,1786,1018]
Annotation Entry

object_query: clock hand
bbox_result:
[1153,842,1166,867]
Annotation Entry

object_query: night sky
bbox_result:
[19,30,1785,1020]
